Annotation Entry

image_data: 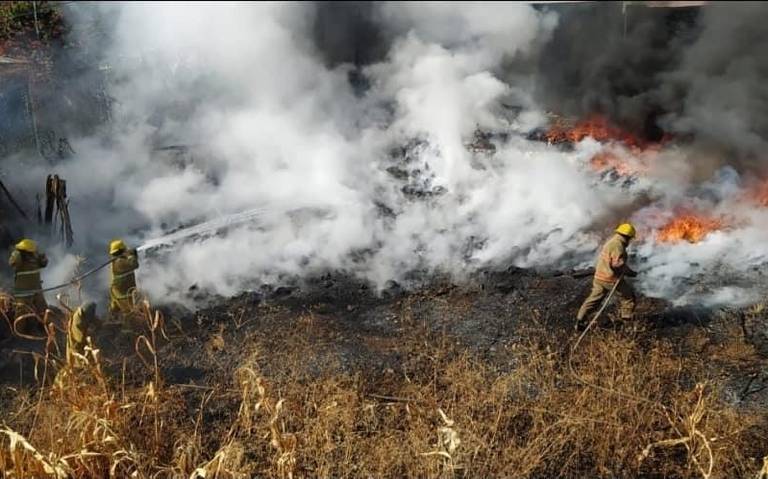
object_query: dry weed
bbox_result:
[0,299,766,478]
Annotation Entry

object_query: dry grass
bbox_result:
[0,298,766,478]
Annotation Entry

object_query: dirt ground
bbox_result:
[133,267,768,408]
[1,267,768,477]
[2,265,767,409]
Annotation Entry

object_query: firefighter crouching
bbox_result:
[66,302,101,368]
[9,239,49,322]
[575,223,638,329]
[55,302,101,388]
[108,239,139,323]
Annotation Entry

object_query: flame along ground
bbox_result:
[544,114,763,246]
[545,114,657,149]
[547,114,665,178]
[656,213,725,244]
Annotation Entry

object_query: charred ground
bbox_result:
[2,2,768,476]
[2,267,768,477]
[146,267,768,405]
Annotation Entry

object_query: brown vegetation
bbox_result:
[0,295,767,478]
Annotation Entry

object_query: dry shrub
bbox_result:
[0,301,187,478]
[499,329,759,478]
[220,326,764,478]
[0,300,766,478]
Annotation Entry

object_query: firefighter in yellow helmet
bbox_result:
[108,239,139,321]
[9,238,49,318]
[576,223,638,329]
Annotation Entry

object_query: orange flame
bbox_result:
[745,179,768,207]
[546,114,667,177]
[657,214,724,244]
[546,114,646,148]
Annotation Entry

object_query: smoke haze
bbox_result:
[10,1,768,309]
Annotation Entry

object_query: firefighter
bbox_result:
[108,239,139,322]
[9,238,49,319]
[575,223,638,329]
[66,302,100,367]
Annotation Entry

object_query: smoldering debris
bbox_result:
[1,2,768,309]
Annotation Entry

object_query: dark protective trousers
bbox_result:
[576,278,636,322]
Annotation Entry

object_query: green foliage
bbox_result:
[0,2,65,44]
[0,2,31,39]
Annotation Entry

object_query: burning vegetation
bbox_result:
[3,2,768,478]
[545,114,648,149]
[657,213,725,244]
[541,113,670,179]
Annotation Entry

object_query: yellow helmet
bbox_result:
[109,239,127,255]
[615,223,636,238]
[15,238,37,253]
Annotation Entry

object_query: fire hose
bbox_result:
[571,273,624,354]
[565,276,727,475]
[13,257,117,295]
[6,207,270,296]
[6,257,118,340]
[567,273,665,409]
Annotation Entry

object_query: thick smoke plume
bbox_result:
[660,2,768,164]
[12,2,768,309]
[536,2,768,165]
[534,2,697,138]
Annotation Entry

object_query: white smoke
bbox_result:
[16,2,767,310]
[630,166,768,307]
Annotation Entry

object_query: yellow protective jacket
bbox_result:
[66,304,100,365]
[9,249,48,297]
[110,249,139,308]
[593,234,633,283]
